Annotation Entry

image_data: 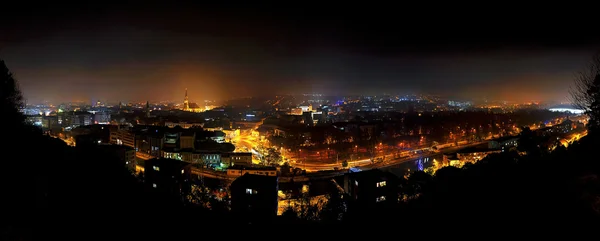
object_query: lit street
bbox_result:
[232,133,262,164]
[291,141,488,172]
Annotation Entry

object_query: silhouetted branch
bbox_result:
[570,52,600,112]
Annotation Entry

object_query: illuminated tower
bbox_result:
[183,88,190,111]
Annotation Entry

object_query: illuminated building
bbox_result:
[289,108,303,115]
[227,166,277,178]
[182,88,202,113]
[548,104,585,114]
[164,121,204,129]
[488,136,519,149]
[221,152,252,168]
[25,115,43,126]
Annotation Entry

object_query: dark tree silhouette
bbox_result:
[0,60,24,126]
[570,53,600,133]
[518,126,540,154]
[319,192,347,223]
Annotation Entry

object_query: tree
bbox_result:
[570,53,600,134]
[342,160,349,168]
[0,60,24,126]
[518,126,538,154]
[263,148,282,166]
[220,142,235,152]
[320,192,347,223]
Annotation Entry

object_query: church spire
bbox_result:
[183,88,190,110]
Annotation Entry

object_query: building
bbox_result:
[221,152,252,167]
[71,125,111,146]
[70,111,93,127]
[25,115,43,127]
[454,144,503,164]
[93,111,111,124]
[342,169,400,207]
[182,88,203,113]
[227,166,277,178]
[109,125,135,148]
[230,173,279,222]
[95,144,136,172]
[134,127,164,157]
[163,131,180,150]
[197,151,221,167]
[180,131,195,149]
[442,153,461,167]
[165,121,204,129]
[144,158,192,197]
[195,130,225,143]
[42,115,59,130]
[488,136,519,150]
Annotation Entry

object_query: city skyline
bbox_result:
[2,3,599,103]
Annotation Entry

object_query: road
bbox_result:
[294,141,487,172]
[232,134,262,163]
[367,141,486,170]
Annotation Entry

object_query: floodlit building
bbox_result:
[182,88,203,113]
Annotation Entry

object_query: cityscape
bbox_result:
[2,3,600,238]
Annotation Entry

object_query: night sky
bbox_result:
[1,3,599,104]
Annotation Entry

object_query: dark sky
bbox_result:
[1,3,599,104]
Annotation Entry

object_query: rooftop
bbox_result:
[145,158,191,169]
[345,169,399,182]
[231,173,278,189]
[228,165,276,171]
[456,143,495,154]
[492,135,519,143]
[96,144,134,151]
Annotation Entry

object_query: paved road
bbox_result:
[368,141,487,170]
[232,134,263,163]
[293,141,487,172]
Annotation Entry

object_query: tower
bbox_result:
[145,101,150,118]
[183,88,190,111]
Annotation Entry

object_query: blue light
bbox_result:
[417,159,424,171]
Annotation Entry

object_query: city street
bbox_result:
[232,133,262,164]
[292,141,488,172]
